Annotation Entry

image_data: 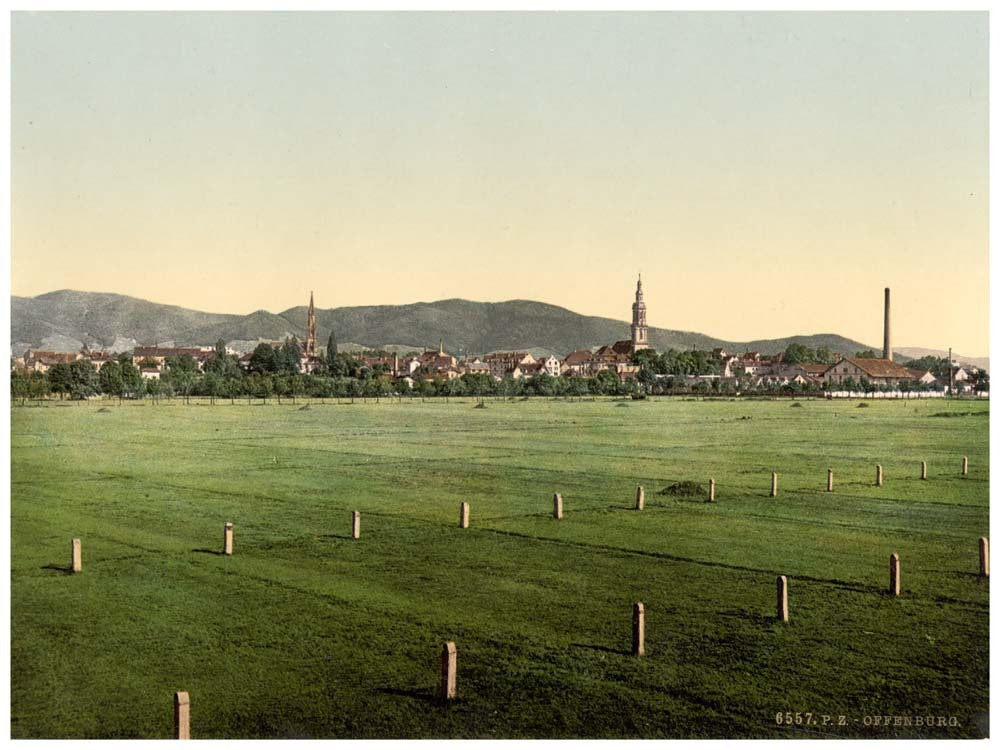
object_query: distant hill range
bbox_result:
[9,289,988,369]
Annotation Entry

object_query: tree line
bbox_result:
[11,339,987,404]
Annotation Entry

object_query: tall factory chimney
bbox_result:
[883,287,892,361]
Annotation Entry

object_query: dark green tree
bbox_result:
[47,363,73,399]
[99,360,124,400]
[248,344,277,374]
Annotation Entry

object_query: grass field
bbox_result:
[10,396,989,738]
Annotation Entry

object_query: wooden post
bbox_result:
[351,511,361,540]
[439,641,457,700]
[889,553,900,596]
[876,464,883,487]
[979,537,989,577]
[553,493,563,520]
[635,485,644,511]
[770,472,778,497]
[708,478,715,503]
[632,602,645,656]
[921,461,927,480]
[962,456,969,476]
[827,469,833,492]
[223,523,233,555]
[71,538,82,574]
[174,691,190,739]
[459,502,470,529]
[777,576,789,623]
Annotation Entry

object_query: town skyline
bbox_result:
[11,282,989,359]
[11,12,988,354]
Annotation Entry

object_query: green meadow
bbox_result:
[10,396,989,738]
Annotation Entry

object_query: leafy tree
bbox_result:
[327,331,337,357]
[814,347,836,365]
[68,359,98,399]
[165,358,197,404]
[204,339,239,378]
[120,362,144,399]
[784,343,817,364]
[279,338,301,374]
[47,363,73,398]
[591,369,620,395]
[11,371,30,404]
[99,361,124,400]
[203,372,223,405]
[248,344,278,374]
[527,372,556,397]
[145,376,163,403]
[633,348,659,369]
[854,350,879,359]
[28,372,51,400]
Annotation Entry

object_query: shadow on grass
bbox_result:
[374,686,439,704]
[716,609,779,629]
[570,642,629,656]
[317,534,353,540]
[192,548,226,556]
[925,570,986,580]
[40,564,72,575]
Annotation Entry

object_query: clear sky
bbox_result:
[11,12,989,354]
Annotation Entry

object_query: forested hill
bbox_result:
[13,289,877,358]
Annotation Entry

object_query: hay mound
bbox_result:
[473,402,487,409]
[96,407,111,413]
[856,402,870,408]
[659,481,705,497]
[298,405,311,411]
[790,402,803,408]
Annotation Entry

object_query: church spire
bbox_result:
[304,291,317,357]
[630,274,648,355]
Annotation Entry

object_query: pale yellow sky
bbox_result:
[11,12,989,354]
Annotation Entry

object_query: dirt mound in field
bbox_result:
[659,481,705,497]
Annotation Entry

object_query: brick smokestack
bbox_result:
[883,287,892,361]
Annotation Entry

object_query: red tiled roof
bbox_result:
[839,357,914,378]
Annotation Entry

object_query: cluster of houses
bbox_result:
[15,346,219,380]
[12,342,981,393]
[679,349,977,392]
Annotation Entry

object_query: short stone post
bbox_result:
[553,493,563,520]
[921,461,927,480]
[174,691,190,739]
[876,464,883,487]
[962,456,969,476]
[459,502,470,529]
[71,538,82,574]
[889,553,900,596]
[776,575,789,623]
[770,472,778,497]
[351,511,361,540]
[708,479,715,503]
[632,602,645,656]
[635,485,644,511]
[827,469,834,492]
[439,641,457,701]
[223,523,233,555]
[979,537,989,577]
